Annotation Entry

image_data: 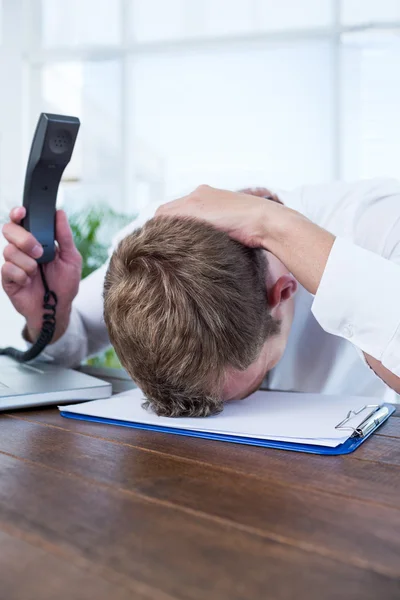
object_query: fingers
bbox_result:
[9,206,26,224]
[239,187,282,204]
[1,261,31,287]
[155,202,172,217]
[2,222,43,259]
[239,187,271,197]
[156,191,201,217]
[3,208,79,262]
[55,210,77,257]
[3,243,38,277]
[156,192,188,216]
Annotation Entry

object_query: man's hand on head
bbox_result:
[238,187,283,204]
[156,184,335,296]
[156,184,287,249]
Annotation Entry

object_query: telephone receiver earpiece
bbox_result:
[22,113,80,264]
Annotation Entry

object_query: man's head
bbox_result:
[103,217,297,417]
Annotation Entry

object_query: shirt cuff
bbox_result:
[21,306,88,367]
[312,237,400,377]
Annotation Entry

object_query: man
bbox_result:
[2,179,400,416]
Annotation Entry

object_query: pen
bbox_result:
[355,405,390,438]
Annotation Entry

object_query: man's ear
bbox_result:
[267,275,297,309]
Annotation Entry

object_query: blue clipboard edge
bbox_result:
[60,403,395,456]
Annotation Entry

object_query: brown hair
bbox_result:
[103,217,280,417]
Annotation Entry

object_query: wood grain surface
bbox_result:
[0,371,399,599]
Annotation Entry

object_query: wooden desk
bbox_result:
[0,369,399,600]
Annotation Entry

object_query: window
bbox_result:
[131,40,334,200]
[1,0,400,217]
[255,0,333,30]
[341,31,400,179]
[0,0,3,46]
[131,0,187,42]
[0,0,30,215]
[41,61,123,210]
[341,0,400,25]
[1,0,400,354]
[202,0,257,36]
[130,0,333,42]
[41,0,121,47]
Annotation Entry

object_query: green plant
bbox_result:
[67,204,135,368]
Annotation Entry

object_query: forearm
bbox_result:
[261,202,400,386]
[261,203,335,295]
[364,353,400,394]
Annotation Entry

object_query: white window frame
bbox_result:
[2,0,400,212]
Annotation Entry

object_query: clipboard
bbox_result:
[60,401,395,456]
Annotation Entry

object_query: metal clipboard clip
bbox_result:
[335,404,390,438]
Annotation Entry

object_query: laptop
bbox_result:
[0,355,112,411]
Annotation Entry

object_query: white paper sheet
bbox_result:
[60,389,383,448]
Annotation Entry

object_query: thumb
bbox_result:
[55,209,76,257]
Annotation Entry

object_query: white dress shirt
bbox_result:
[39,178,400,403]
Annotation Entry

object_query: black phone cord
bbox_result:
[0,264,57,362]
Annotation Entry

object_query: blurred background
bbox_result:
[0,0,400,350]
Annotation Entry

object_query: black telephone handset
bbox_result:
[22,113,80,263]
[0,113,80,362]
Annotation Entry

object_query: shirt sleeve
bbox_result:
[29,304,89,367]
[22,263,111,369]
[274,178,400,237]
[274,178,400,377]
[312,237,400,377]
[286,177,400,378]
